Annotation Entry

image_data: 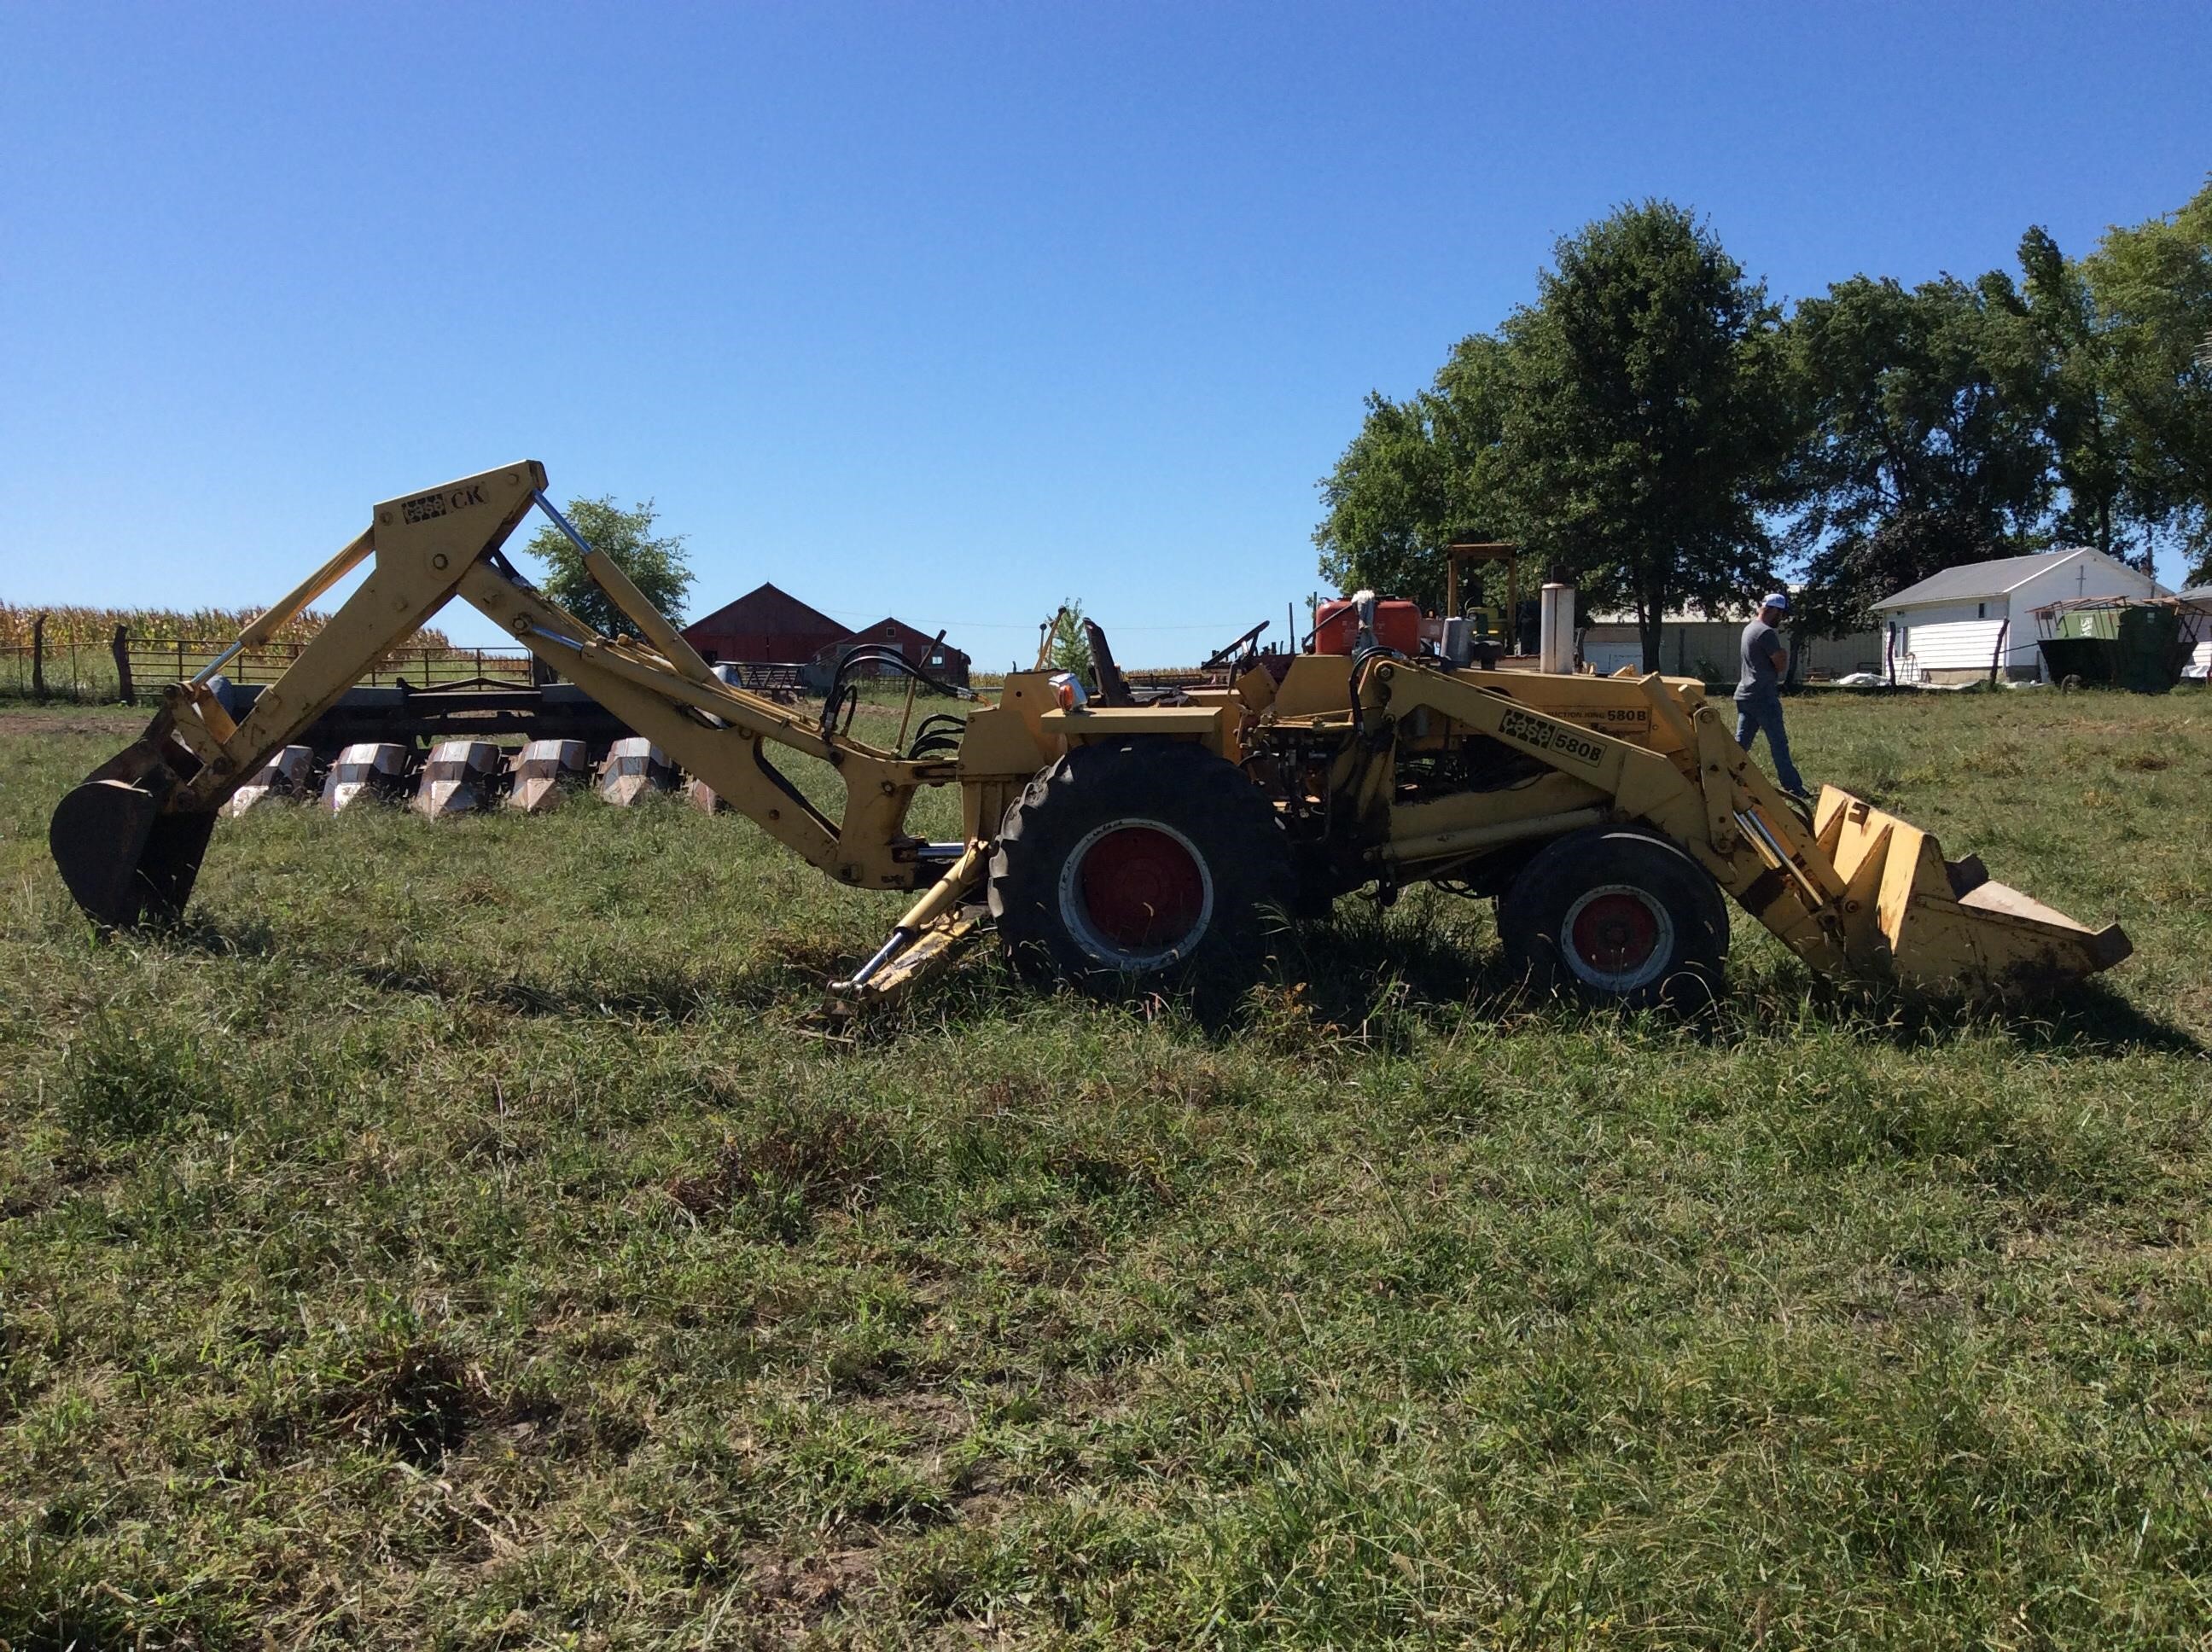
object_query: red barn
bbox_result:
[812,617,972,687]
[681,583,848,666]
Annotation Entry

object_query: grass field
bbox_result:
[3,689,2211,1648]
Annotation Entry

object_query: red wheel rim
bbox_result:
[1569,889,1662,976]
[1075,825,1208,953]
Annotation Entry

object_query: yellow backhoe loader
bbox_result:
[49,462,2131,1009]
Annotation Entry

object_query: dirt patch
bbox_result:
[664,1106,887,1242]
[741,1541,884,1632]
[0,710,140,738]
[863,1388,969,1439]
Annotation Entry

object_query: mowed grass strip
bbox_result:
[2,689,2209,1648]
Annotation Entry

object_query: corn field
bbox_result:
[0,603,469,703]
[0,603,451,650]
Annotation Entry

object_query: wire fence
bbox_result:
[0,635,539,704]
[0,630,1227,707]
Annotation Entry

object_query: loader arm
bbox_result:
[1348,658,2129,994]
[50,462,957,931]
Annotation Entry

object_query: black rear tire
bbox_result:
[988,739,1293,998]
[1496,825,1729,1009]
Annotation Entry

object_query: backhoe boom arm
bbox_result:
[50,462,950,930]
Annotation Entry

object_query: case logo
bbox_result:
[1499,706,1605,768]
[401,483,486,525]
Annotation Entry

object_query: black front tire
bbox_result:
[988,739,1293,998]
[1495,825,1729,1009]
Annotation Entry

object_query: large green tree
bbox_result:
[1043,600,1093,678]
[1997,228,2138,567]
[2083,177,2212,582]
[1313,390,1461,608]
[522,497,694,641]
[1313,334,1522,610]
[1787,273,2051,633]
[1499,201,1799,668]
[1315,186,2212,648]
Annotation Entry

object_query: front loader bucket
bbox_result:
[50,779,217,929]
[1814,788,2130,995]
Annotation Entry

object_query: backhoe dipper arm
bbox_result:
[451,559,945,884]
[50,462,950,930]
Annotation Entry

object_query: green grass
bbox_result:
[3,689,2211,1648]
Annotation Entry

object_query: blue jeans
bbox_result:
[1734,695,1805,794]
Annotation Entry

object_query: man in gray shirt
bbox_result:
[1736,592,1807,797]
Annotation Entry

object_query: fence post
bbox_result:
[177,638,186,685]
[31,613,46,701]
[113,625,135,705]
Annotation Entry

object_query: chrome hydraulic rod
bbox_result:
[529,490,718,687]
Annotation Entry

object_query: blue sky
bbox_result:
[3,3,2206,664]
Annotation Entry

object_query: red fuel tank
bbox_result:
[1313,597,1423,656]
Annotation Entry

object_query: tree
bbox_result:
[1043,600,1092,678]
[1313,334,1522,609]
[2083,177,2212,582]
[1998,228,2138,566]
[1499,201,1799,668]
[1786,274,2051,632]
[522,497,694,640]
[1313,391,1459,607]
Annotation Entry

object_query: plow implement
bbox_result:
[48,462,2131,1010]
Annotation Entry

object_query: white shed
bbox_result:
[1578,606,1884,680]
[2183,585,2212,680]
[1872,549,2164,683]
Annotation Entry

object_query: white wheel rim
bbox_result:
[1057,817,1216,972]
[1559,882,1675,994]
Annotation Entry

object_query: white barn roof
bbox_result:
[1873,550,2087,610]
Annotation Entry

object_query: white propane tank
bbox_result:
[1539,582,1575,673]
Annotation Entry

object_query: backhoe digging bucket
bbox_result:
[49,711,220,928]
[1813,787,2130,995]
